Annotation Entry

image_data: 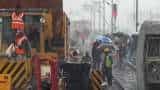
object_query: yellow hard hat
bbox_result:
[104,48,110,52]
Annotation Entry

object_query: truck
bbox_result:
[137,21,160,90]
[0,0,70,89]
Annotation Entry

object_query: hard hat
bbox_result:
[104,48,110,52]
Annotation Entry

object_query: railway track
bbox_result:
[113,61,137,90]
[101,78,124,90]
[112,78,125,90]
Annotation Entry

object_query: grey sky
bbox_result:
[63,0,90,20]
[63,0,160,33]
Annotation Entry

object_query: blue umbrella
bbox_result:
[96,35,112,44]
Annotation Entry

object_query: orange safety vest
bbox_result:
[16,47,25,55]
[11,12,24,30]
[15,35,27,55]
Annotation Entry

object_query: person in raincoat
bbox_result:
[101,48,113,86]
[92,41,101,69]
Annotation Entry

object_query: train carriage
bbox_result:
[137,21,160,90]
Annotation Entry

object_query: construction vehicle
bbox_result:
[137,21,160,90]
[0,0,69,89]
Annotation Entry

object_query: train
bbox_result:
[137,21,160,90]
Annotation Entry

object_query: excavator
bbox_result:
[0,0,69,90]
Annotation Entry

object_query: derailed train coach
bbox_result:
[137,21,160,90]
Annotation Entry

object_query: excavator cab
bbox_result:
[0,0,69,89]
[0,8,69,58]
[0,8,69,89]
[0,10,42,55]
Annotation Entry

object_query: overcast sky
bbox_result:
[63,0,89,20]
[63,0,160,33]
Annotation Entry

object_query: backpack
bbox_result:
[105,55,113,68]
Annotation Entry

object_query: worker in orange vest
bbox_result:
[11,6,25,43]
[11,6,24,31]
[15,32,30,60]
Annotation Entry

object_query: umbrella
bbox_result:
[97,43,115,51]
[96,35,112,44]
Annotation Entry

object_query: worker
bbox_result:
[11,5,25,43]
[81,52,91,90]
[101,48,113,87]
[92,41,101,69]
[69,49,81,63]
[11,5,24,31]
[118,43,126,70]
[81,52,91,64]
[15,32,30,60]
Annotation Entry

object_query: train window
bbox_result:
[144,35,160,58]
[0,15,41,53]
[1,16,13,53]
[25,15,41,52]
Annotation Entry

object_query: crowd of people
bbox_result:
[67,32,137,89]
[90,33,137,87]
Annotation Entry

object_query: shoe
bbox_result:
[101,82,108,86]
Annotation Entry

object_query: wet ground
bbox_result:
[112,62,137,90]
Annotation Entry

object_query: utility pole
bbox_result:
[136,0,138,32]
[93,9,96,32]
[103,0,106,34]
[90,8,93,32]
[83,4,92,32]
[111,0,113,33]
[90,6,95,32]
[99,2,102,33]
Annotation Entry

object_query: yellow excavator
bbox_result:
[0,0,69,89]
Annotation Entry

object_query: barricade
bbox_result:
[0,60,32,89]
[90,70,103,90]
